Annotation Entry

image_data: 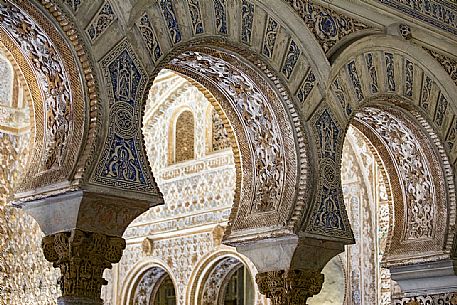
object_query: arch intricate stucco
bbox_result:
[0,0,93,196]
[187,250,262,305]
[323,35,457,263]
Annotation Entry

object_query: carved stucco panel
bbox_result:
[0,1,73,171]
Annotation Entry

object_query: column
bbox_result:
[256,269,324,305]
[21,190,153,305]
[42,230,125,305]
[235,236,345,305]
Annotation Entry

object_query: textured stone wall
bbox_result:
[0,132,60,305]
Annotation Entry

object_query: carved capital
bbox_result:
[42,229,126,303]
[256,269,324,305]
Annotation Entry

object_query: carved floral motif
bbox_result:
[159,0,182,44]
[285,0,368,53]
[394,292,457,305]
[356,108,435,240]
[171,51,286,213]
[241,0,255,44]
[42,229,125,301]
[93,40,161,195]
[137,14,163,63]
[262,17,279,58]
[187,0,204,35]
[86,1,117,42]
[0,2,73,170]
[256,269,324,305]
[378,0,457,36]
[213,0,228,34]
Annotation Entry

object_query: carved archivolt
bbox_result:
[327,36,457,262]
[131,266,173,305]
[0,0,94,197]
[187,252,261,305]
[168,48,304,242]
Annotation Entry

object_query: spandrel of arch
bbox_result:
[172,110,195,164]
[309,124,393,305]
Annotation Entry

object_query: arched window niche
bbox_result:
[168,109,195,164]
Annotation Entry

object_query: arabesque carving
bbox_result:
[170,51,287,214]
[285,0,369,53]
[256,269,324,305]
[42,229,125,302]
[0,2,72,170]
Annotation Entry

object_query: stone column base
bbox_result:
[57,296,103,305]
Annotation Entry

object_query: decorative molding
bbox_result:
[285,0,369,53]
[378,0,457,36]
[393,292,457,305]
[137,13,163,63]
[86,1,117,42]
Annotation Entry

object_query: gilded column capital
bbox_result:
[256,269,324,305]
[42,229,126,305]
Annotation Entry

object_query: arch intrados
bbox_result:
[187,250,258,305]
[343,123,395,256]
[346,102,454,262]
[328,34,457,128]
[120,258,177,305]
[0,0,93,198]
